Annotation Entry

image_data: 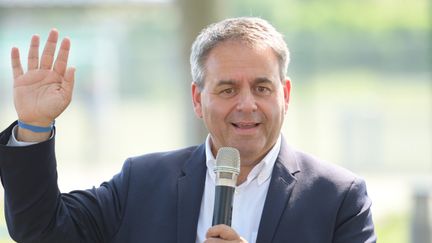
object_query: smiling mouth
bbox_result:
[231,122,260,129]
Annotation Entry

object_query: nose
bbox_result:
[236,89,257,113]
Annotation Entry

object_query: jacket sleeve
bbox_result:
[333,177,377,243]
[0,121,130,243]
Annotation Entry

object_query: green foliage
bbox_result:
[224,0,431,75]
[226,0,430,33]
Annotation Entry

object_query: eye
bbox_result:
[222,88,234,94]
[219,88,236,97]
[255,86,272,95]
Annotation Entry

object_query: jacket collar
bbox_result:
[256,137,300,243]
[177,144,207,243]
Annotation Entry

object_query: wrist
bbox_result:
[16,120,54,142]
[17,120,54,133]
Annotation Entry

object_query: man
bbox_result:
[0,17,376,242]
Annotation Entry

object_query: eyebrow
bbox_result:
[216,77,274,86]
[254,77,273,85]
[216,80,237,86]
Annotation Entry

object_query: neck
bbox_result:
[236,149,268,182]
[236,163,256,185]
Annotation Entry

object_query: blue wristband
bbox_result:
[17,120,54,133]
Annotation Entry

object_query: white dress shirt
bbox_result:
[7,125,41,146]
[196,135,282,243]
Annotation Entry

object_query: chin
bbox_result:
[236,145,265,159]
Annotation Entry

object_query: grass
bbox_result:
[376,213,410,243]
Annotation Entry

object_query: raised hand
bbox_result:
[11,29,75,141]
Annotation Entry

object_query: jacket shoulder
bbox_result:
[285,148,365,196]
[296,150,357,181]
[125,145,202,177]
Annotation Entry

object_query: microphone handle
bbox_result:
[212,185,235,226]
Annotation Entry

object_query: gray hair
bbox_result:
[190,17,290,90]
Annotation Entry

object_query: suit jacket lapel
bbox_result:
[256,138,300,243]
[177,144,207,243]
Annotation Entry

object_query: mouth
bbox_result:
[231,122,260,129]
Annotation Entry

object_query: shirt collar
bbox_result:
[205,134,282,186]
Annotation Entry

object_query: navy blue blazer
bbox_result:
[0,122,376,243]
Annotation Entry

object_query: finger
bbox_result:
[27,35,40,70]
[40,29,59,70]
[62,67,75,103]
[204,238,223,243]
[206,224,239,240]
[64,67,75,90]
[64,67,75,85]
[53,37,71,76]
[11,47,24,79]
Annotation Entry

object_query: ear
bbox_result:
[283,79,291,111]
[191,82,203,118]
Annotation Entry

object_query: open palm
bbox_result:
[11,29,75,127]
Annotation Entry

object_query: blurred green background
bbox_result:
[0,0,431,242]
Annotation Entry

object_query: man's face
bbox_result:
[192,40,291,166]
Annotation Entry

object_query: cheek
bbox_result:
[207,104,236,130]
[263,100,285,123]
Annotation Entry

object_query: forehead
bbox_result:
[203,40,280,84]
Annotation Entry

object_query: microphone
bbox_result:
[212,147,240,226]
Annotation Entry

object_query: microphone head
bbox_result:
[215,147,240,175]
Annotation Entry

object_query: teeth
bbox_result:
[233,123,258,128]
